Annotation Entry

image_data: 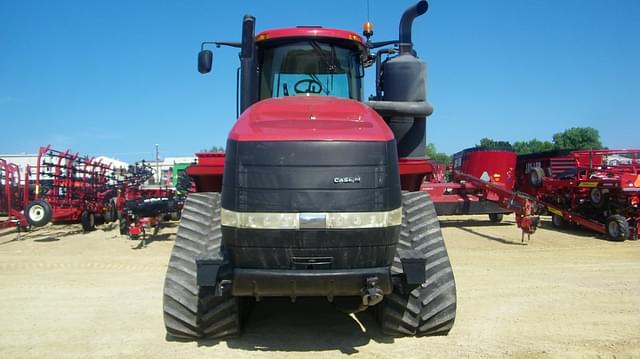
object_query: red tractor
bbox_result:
[163,1,457,339]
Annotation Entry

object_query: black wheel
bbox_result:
[104,210,113,223]
[119,216,129,235]
[377,191,457,337]
[163,192,244,339]
[551,214,565,228]
[529,167,545,188]
[169,211,181,221]
[589,188,607,209]
[24,199,52,227]
[153,222,161,236]
[80,211,96,232]
[606,215,629,241]
[488,213,504,223]
[104,199,118,223]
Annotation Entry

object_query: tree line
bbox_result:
[427,127,603,164]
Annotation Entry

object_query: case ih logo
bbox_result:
[334,176,361,184]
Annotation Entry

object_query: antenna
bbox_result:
[363,0,374,42]
[367,0,370,21]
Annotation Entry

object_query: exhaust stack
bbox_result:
[399,0,429,55]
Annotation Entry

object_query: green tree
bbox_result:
[512,139,555,154]
[476,138,513,150]
[552,127,602,150]
[426,143,452,164]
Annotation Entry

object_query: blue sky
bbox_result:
[1,0,638,163]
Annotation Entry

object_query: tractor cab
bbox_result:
[253,27,366,101]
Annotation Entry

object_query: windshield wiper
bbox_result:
[308,73,329,95]
[308,40,336,95]
[308,40,335,73]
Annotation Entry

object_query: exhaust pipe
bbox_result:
[399,0,429,55]
[240,15,257,113]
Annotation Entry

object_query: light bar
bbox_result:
[221,208,402,230]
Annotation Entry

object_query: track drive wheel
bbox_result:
[24,199,52,227]
[488,213,504,223]
[606,215,629,241]
[81,211,96,232]
[163,192,244,339]
[377,191,457,337]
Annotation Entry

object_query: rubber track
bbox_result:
[162,192,241,339]
[378,191,457,336]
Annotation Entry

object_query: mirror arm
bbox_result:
[368,40,398,49]
[200,41,242,51]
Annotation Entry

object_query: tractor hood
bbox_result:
[228,96,394,142]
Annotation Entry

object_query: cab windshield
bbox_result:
[257,40,363,101]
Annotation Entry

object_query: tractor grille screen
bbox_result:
[221,140,400,212]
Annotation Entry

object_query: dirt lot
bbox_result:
[1,215,639,358]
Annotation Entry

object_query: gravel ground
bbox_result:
[0,214,639,358]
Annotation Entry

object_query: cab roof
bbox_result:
[256,26,366,48]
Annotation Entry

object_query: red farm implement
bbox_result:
[115,161,184,246]
[421,147,540,239]
[0,158,30,230]
[516,149,640,240]
[24,145,118,231]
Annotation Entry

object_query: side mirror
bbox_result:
[198,50,213,74]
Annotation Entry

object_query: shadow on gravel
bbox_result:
[167,297,396,354]
[439,219,513,228]
[537,219,617,242]
[456,226,528,246]
[0,227,84,246]
[33,237,61,242]
[130,232,174,250]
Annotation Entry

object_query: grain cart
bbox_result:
[516,149,640,240]
[164,1,458,339]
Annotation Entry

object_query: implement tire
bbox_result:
[377,191,457,337]
[80,210,96,232]
[163,192,244,339]
[24,199,52,227]
[488,213,504,223]
[606,214,629,241]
